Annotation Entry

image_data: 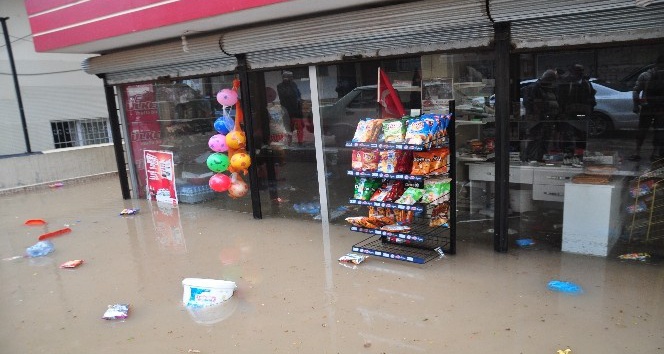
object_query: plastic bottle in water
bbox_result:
[26,240,55,257]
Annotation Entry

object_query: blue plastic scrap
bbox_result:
[516,238,535,247]
[547,280,583,295]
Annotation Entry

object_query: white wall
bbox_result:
[0,0,107,154]
[0,144,118,192]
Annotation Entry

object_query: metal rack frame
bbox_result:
[347,101,456,264]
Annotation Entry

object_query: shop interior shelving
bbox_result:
[628,160,664,242]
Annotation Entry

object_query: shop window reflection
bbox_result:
[251,69,321,220]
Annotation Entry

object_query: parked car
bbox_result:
[518,78,637,137]
[319,85,420,145]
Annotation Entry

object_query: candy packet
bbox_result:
[102,304,130,320]
[338,253,368,265]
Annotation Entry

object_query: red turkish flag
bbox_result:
[377,67,406,119]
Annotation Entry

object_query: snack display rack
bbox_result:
[345,102,456,264]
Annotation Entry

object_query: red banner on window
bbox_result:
[123,84,162,198]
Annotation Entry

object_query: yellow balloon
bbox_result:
[226,131,246,150]
[230,152,251,170]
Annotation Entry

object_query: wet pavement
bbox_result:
[1,176,664,353]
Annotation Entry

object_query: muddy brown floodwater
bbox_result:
[1,176,664,353]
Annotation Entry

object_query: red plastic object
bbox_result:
[24,219,47,226]
[38,227,72,241]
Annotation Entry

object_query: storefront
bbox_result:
[28,0,664,257]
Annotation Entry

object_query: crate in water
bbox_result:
[177,184,217,204]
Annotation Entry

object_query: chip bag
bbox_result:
[411,151,433,175]
[395,187,425,205]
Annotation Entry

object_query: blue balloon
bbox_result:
[214,117,231,135]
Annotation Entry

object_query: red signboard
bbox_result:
[144,150,178,205]
[25,0,291,52]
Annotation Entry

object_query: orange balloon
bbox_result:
[226,131,246,150]
[230,152,251,171]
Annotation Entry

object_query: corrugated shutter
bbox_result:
[83,0,494,82]
[83,33,237,85]
[222,0,494,69]
[491,0,664,49]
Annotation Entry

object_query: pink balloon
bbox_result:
[208,134,228,152]
[216,89,238,107]
[209,173,231,192]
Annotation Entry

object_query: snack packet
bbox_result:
[370,181,404,202]
[395,187,424,205]
[361,150,380,172]
[354,178,381,200]
[404,118,429,145]
[421,178,451,204]
[352,119,371,142]
[382,119,405,143]
[430,202,450,227]
[338,253,368,265]
[428,147,450,174]
[411,151,433,175]
[102,304,130,320]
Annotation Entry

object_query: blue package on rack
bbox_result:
[547,280,583,295]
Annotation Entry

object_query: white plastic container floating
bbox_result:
[182,278,237,308]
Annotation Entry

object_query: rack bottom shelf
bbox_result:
[352,237,445,264]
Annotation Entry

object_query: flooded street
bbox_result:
[1,176,663,353]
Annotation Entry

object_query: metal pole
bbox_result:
[1,17,31,153]
[494,22,511,252]
[235,54,262,219]
[101,76,131,199]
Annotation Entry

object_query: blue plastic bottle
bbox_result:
[26,240,54,257]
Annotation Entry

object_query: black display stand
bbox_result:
[346,102,456,264]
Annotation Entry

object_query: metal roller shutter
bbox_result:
[82,33,237,85]
[222,0,493,69]
[84,0,494,82]
[488,0,664,49]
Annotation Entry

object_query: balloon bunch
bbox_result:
[207,78,251,198]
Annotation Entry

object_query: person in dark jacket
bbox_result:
[557,64,596,120]
[277,71,305,144]
[630,54,664,161]
[525,69,560,121]
[522,70,560,161]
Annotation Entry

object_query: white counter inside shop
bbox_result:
[562,178,625,257]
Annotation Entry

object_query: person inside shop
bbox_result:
[266,86,291,162]
[557,64,596,120]
[277,71,305,145]
[630,54,664,161]
[521,69,560,161]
